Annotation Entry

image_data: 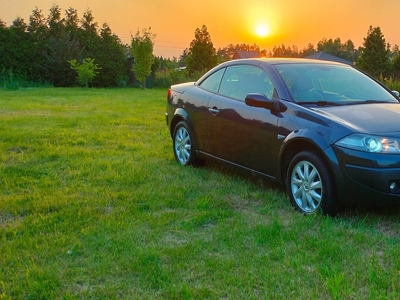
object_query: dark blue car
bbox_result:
[166,58,400,215]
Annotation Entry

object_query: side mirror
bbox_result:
[245,93,274,109]
[392,90,400,98]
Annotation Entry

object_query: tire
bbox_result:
[172,121,202,166]
[286,151,337,215]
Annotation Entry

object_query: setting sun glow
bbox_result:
[255,25,270,37]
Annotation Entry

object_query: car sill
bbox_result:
[197,151,276,181]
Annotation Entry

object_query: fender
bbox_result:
[280,128,332,153]
[168,107,193,136]
[277,128,346,203]
[172,107,192,128]
[170,107,203,152]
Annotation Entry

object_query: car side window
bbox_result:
[219,65,275,101]
[198,68,225,93]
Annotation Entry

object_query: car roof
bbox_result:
[196,57,350,87]
[224,57,348,67]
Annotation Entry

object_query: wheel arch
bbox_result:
[169,108,204,161]
[278,132,341,189]
[279,132,347,212]
[169,108,193,138]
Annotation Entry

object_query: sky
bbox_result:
[1,0,400,58]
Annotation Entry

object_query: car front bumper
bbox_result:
[332,146,400,205]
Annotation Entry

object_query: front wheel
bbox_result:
[286,151,337,215]
[172,121,202,166]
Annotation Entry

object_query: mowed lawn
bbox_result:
[1,88,400,299]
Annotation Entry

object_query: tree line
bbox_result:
[1,5,400,89]
[0,5,130,87]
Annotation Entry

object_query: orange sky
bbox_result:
[1,0,400,58]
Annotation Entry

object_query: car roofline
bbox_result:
[230,57,349,66]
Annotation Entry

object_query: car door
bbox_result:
[207,65,280,178]
[189,67,226,153]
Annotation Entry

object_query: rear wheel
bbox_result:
[172,121,202,166]
[286,151,337,215]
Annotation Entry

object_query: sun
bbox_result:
[255,24,270,37]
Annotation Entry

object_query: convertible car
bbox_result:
[166,58,400,215]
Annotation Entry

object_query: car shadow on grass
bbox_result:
[200,161,400,220]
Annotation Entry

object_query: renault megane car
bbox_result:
[165,58,400,215]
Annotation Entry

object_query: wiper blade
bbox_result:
[297,101,343,107]
[316,101,344,106]
[364,100,393,104]
[347,100,395,105]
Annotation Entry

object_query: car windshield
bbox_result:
[274,63,398,105]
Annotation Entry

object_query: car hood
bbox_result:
[312,103,400,134]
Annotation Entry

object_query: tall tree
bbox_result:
[357,26,391,78]
[64,7,80,40]
[80,8,101,59]
[43,33,81,86]
[43,5,82,86]
[392,46,400,79]
[8,17,32,77]
[28,7,47,36]
[94,22,128,87]
[0,19,9,69]
[80,9,98,36]
[179,48,189,67]
[28,7,48,81]
[47,4,64,37]
[0,19,11,79]
[186,25,218,76]
[342,39,357,62]
[131,27,156,89]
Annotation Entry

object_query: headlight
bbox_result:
[335,134,400,153]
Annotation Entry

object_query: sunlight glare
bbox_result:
[255,24,270,37]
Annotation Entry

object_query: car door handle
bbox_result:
[208,107,220,115]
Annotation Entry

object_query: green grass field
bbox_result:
[1,88,400,299]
